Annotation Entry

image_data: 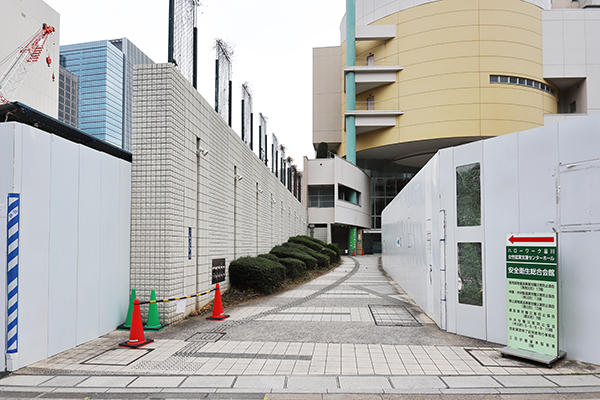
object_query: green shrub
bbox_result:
[319,246,338,264]
[326,243,341,263]
[257,253,279,262]
[289,236,338,265]
[270,245,317,270]
[278,257,306,279]
[283,242,329,269]
[229,256,285,294]
[288,236,322,251]
[297,235,327,247]
[316,142,329,158]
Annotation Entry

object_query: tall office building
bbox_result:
[60,38,153,151]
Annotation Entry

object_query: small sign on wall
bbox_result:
[212,258,226,284]
[500,233,565,365]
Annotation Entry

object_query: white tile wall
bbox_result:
[132,64,308,324]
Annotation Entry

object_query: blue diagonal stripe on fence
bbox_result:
[6,193,19,354]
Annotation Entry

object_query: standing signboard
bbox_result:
[500,233,565,365]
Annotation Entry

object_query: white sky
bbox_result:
[44,0,346,169]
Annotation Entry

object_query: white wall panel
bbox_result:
[99,156,122,333]
[0,125,13,372]
[438,149,456,333]
[518,124,559,232]
[558,113,600,164]
[558,232,600,365]
[76,146,102,345]
[18,125,51,368]
[482,133,519,345]
[118,162,132,326]
[47,136,79,356]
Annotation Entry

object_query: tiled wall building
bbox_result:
[131,64,308,324]
[58,65,78,128]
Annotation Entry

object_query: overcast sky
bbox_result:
[44,0,346,169]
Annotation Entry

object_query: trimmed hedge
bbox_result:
[229,256,285,294]
[270,245,317,270]
[283,242,329,269]
[289,236,338,265]
[297,235,327,247]
[278,257,306,279]
[326,243,341,263]
[257,253,279,262]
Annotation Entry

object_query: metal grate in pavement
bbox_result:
[368,305,422,327]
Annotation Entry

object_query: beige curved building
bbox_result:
[311,0,600,251]
[338,0,558,166]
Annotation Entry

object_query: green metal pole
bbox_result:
[346,0,358,209]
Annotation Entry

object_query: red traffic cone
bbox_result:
[206,283,229,321]
[119,299,154,348]
[362,248,364,255]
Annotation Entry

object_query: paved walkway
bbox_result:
[2,255,600,399]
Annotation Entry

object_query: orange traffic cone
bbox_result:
[206,283,229,321]
[119,299,154,348]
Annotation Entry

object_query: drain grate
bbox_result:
[186,332,226,342]
[369,305,422,326]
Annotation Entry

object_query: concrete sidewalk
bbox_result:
[2,255,600,399]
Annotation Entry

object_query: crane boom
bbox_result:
[0,23,55,104]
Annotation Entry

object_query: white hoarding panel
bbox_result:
[48,136,79,356]
[18,125,51,368]
[76,146,102,345]
[99,156,122,333]
[559,231,600,365]
[518,124,559,232]
[118,162,132,324]
[483,133,520,345]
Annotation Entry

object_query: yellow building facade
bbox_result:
[332,0,558,166]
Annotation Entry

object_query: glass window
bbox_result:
[509,76,518,84]
[456,162,481,226]
[457,242,483,306]
[500,76,508,83]
[308,186,334,208]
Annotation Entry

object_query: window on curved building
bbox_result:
[490,74,555,96]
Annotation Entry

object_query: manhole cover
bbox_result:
[186,332,226,342]
[369,305,422,326]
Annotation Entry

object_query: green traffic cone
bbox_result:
[144,289,165,331]
[117,288,136,330]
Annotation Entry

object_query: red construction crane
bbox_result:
[0,23,56,105]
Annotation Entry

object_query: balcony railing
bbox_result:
[354,100,400,111]
[354,56,400,67]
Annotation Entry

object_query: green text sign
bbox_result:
[506,233,558,357]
